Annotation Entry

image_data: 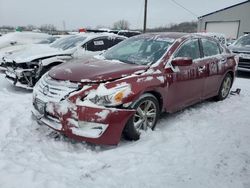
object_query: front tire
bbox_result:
[215,73,232,101]
[123,93,160,141]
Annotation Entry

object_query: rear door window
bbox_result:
[85,37,125,51]
[201,39,221,57]
[85,37,109,51]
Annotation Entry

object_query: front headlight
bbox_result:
[86,83,131,107]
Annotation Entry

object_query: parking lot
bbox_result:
[1,0,250,187]
[0,71,250,188]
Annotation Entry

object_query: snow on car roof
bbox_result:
[0,32,51,49]
[140,32,188,40]
[76,32,127,41]
[194,32,227,45]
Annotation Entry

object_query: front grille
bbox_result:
[239,58,250,62]
[238,58,250,69]
[5,62,28,69]
[35,75,79,102]
[238,59,250,69]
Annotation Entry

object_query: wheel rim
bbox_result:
[133,99,157,133]
[221,76,232,98]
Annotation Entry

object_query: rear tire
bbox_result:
[123,93,160,141]
[215,73,232,101]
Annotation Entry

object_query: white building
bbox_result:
[198,0,250,39]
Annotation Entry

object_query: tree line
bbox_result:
[0,20,197,33]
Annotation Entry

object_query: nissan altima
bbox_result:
[32,32,238,145]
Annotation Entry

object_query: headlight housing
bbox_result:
[86,83,131,107]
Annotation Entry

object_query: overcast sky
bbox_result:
[0,0,246,30]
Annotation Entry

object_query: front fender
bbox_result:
[103,71,168,107]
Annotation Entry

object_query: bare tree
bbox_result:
[39,24,57,33]
[113,20,130,30]
[26,24,37,31]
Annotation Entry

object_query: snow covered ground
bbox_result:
[0,72,250,188]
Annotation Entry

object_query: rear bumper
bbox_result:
[32,100,135,145]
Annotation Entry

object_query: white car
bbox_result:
[3,32,126,88]
[0,36,60,71]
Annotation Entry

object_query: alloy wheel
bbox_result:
[133,99,157,133]
[221,76,232,98]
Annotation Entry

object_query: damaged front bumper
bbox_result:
[32,99,135,145]
[5,67,36,89]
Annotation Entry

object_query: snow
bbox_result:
[95,110,110,120]
[137,76,154,83]
[64,68,72,73]
[80,79,95,82]
[0,32,50,49]
[0,44,32,63]
[72,122,108,138]
[156,76,165,83]
[0,73,250,188]
[4,44,63,63]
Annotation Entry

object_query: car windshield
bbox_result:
[103,36,174,65]
[37,36,58,44]
[50,35,86,50]
[234,35,250,47]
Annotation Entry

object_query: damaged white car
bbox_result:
[3,33,126,89]
[0,36,61,71]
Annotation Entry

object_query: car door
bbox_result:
[165,38,207,112]
[200,38,223,99]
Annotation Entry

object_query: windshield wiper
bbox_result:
[118,59,136,65]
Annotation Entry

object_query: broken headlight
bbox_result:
[86,84,131,107]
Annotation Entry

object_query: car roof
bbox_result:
[75,32,127,40]
[140,32,188,40]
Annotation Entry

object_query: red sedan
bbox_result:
[32,32,238,145]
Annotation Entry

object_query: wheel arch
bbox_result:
[143,90,163,112]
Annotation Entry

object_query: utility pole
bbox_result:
[62,20,66,31]
[143,0,148,33]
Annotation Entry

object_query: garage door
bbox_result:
[205,21,239,39]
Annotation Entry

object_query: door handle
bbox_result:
[198,65,206,72]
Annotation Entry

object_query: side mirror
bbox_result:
[172,58,193,66]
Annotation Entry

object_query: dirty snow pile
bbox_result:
[0,73,250,188]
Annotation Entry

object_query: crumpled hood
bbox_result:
[0,44,33,61]
[4,44,74,63]
[49,56,148,83]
